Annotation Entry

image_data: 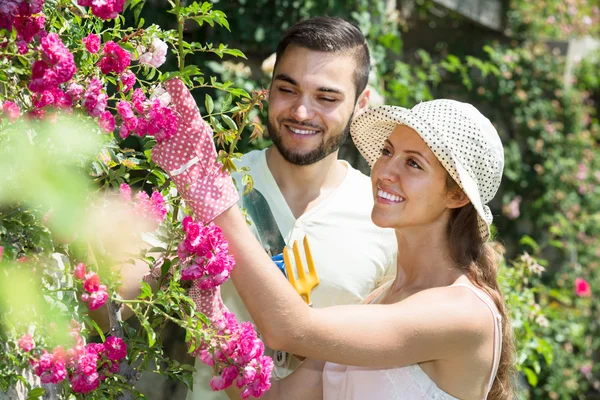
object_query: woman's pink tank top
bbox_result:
[322,283,503,400]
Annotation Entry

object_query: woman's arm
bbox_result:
[215,206,493,369]
[89,250,159,332]
[225,359,325,400]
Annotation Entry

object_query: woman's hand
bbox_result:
[151,78,238,224]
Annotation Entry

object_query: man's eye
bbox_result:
[279,88,294,94]
[319,97,337,103]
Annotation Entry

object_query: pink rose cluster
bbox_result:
[73,263,109,311]
[119,183,168,227]
[30,336,127,394]
[2,101,21,123]
[77,0,125,20]
[27,33,77,119]
[199,311,273,398]
[81,77,112,131]
[18,333,35,352]
[115,90,177,140]
[178,216,236,290]
[1,0,45,46]
[99,41,131,75]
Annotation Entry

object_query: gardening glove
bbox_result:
[187,285,229,357]
[151,78,238,224]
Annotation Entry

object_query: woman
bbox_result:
[153,80,514,399]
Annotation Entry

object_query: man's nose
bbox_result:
[291,99,315,121]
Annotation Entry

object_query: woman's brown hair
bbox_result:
[446,175,516,400]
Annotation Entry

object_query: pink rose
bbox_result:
[575,278,591,297]
[103,336,127,360]
[73,263,86,280]
[82,33,101,53]
[87,287,109,310]
[119,70,136,93]
[18,333,35,352]
[83,273,100,293]
[99,41,130,75]
[98,110,116,133]
[2,101,20,122]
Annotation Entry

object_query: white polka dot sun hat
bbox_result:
[351,99,504,241]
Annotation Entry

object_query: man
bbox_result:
[188,16,397,400]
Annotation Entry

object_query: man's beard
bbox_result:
[266,116,353,166]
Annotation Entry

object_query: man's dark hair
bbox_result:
[274,16,371,100]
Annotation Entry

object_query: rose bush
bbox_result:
[0,0,269,398]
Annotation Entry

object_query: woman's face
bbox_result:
[370,125,458,231]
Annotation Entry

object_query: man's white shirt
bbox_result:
[187,149,397,400]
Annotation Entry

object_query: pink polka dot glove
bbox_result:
[187,285,229,356]
[151,78,238,224]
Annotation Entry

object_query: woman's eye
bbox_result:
[408,158,422,169]
[381,147,392,156]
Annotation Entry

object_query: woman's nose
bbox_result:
[376,159,399,182]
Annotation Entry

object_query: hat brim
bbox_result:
[350,106,491,241]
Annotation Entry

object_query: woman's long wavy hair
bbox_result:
[446,175,516,399]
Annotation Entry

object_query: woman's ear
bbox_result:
[446,189,470,209]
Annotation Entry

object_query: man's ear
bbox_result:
[353,87,370,118]
[447,189,471,210]
[265,83,272,101]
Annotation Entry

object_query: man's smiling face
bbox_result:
[266,45,360,166]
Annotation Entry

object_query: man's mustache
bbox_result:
[281,119,324,131]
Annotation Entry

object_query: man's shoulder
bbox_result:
[342,162,373,193]
[238,148,265,169]
[232,149,267,192]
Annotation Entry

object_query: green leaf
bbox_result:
[523,367,538,387]
[242,173,253,195]
[161,258,172,277]
[147,329,156,348]
[147,67,156,81]
[27,388,45,399]
[205,94,214,114]
[188,338,196,354]
[180,364,196,372]
[221,48,246,59]
[87,317,106,341]
[519,235,538,251]
[221,94,233,111]
[222,114,237,131]
[139,281,153,300]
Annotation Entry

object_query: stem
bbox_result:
[176,0,185,72]
[45,288,77,293]
[229,121,247,155]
